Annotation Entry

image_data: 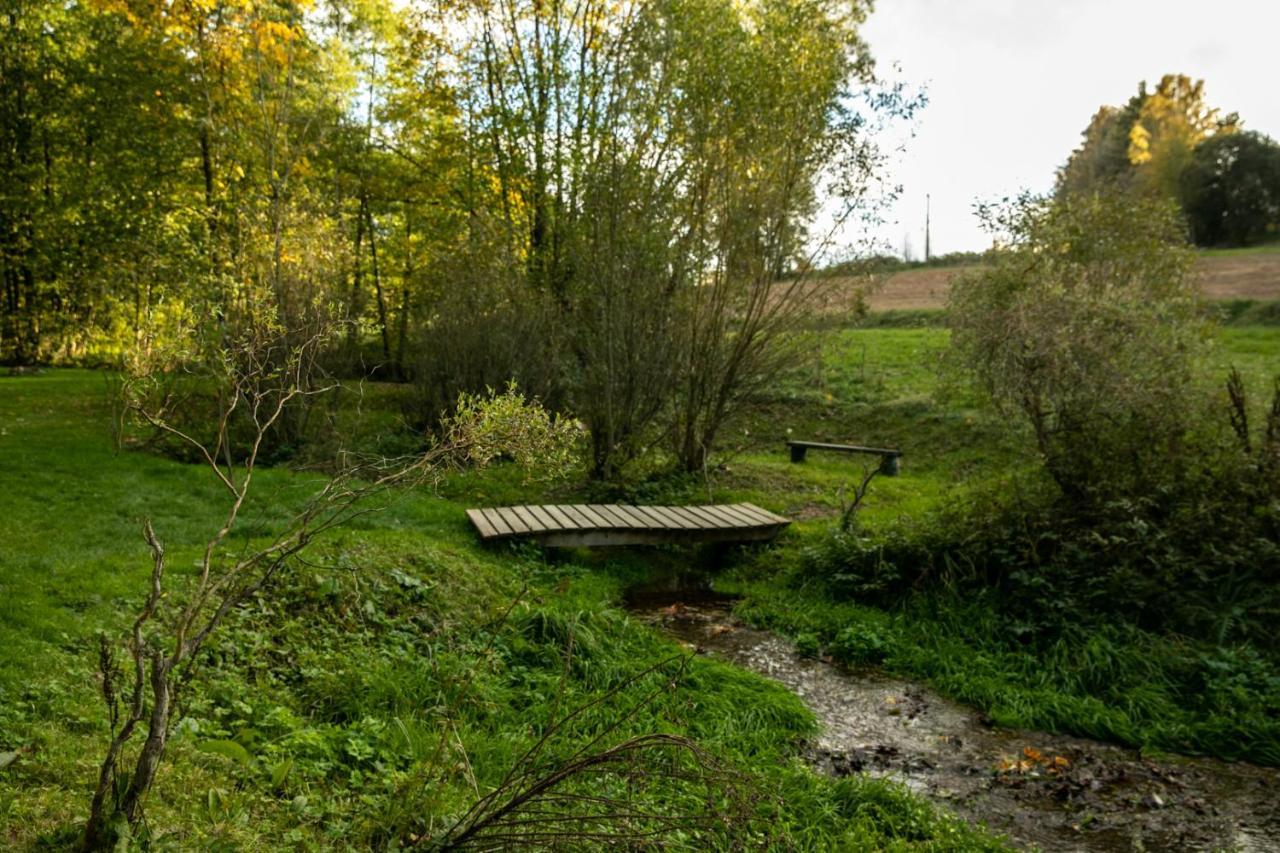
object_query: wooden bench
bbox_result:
[786,440,902,475]
[466,503,790,548]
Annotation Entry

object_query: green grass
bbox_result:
[0,370,1004,850]
[4,320,1277,846]
[723,578,1280,766]
[1215,299,1280,327]
[697,322,1280,767]
[1198,240,1280,257]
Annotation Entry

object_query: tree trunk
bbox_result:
[364,198,392,371]
[120,653,172,826]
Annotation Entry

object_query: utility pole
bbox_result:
[924,193,931,263]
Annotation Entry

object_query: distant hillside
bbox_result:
[818,250,1280,312]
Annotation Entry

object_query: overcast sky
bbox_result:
[857,0,1280,257]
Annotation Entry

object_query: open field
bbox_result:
[821,252,1280,311]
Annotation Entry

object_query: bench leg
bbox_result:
[878,455,899,476]
[790,446,807,463]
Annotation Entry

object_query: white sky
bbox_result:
[859,0,1280,257]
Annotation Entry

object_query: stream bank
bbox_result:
[624,581,1280,852]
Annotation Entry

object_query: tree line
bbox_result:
[0,0,911,479]
[1057,74,1280,247]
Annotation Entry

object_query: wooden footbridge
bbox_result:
[466,503,789,548]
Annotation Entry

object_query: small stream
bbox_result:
[624,581,1280,852]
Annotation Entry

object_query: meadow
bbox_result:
[0,369,1002,849]
[1,311,1277,849]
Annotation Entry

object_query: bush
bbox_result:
[406,277,564,432]
[830,622,894,666]
[948,192,1206,504]
[802,447,1280,648]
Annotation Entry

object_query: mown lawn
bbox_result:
[0,369,1004,850]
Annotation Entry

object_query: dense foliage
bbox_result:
[1180,131,1280,247]
[0,0,912,481]
[764,192,1280,766]
[948,192,1204,501]
[1056,74,1280,247]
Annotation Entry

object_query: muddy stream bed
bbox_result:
[625,583,1280,852]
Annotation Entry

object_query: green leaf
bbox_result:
[267,758,293,790]
[197,739,254,766]
[0,750,19,771]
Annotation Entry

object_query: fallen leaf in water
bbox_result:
[1023,746,1043,763]
[709,624,735,636]
[996,757,1037,774]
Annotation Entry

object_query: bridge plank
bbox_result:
[738,503,788,526]
[466,502,789,548]
[698,505,749,527]
[619,505,664,528]
[542,505,579,529]
[631,506,674,528]
[501,504,532,532]
[480,508,514,536]
[572,505,610,527]
[675,504,716,525]
[727,503,771,525]
[714,504,762,527]
[524,505,561,531]
[555,505,591,528]
[593,505,637,528]
[685,505,734,528]
[584,504,621,527]
[642,505,689,528]
[467,509,498,538]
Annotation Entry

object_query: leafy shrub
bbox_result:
[406,280,564,431]
[1181,130,1280,247]
[794,632,821,658]
[830,622,894,666]
[803,366,1280,648]
[445,381,584,483]
[804,464,1280,648]
[948,191,1206,503]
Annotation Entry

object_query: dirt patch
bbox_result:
[803,254,1280,313]
[869,268,966,311]
[627,592,1280,852]
[1196,255,1280,302]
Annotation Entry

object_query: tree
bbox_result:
[4,0,902,481]
[1127,75,1236,200]
[948,192,1205,503]
[1180,130,1280,246]
[425,0,887,478]
[1057,74,1237,202]
[1057,104,1140,197]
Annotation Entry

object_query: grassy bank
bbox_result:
[0,370,1002,850]
[704,322,1280,767]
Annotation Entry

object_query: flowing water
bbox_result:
[624,581,1280,852]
